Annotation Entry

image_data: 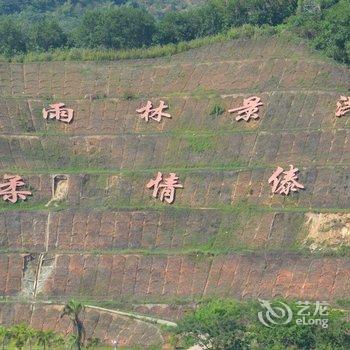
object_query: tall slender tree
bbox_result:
[61,300,85,350]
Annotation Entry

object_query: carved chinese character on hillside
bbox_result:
[335,96,350,117]
[229,96,263,122]
[0,175,32,203]
[136,100,171,122]
[43,103,74,123]
[268,165,305,195]
[146,172,183,204]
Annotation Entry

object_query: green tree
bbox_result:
[0,0,27,15]
[26,327,37,350]
[0,17,26,56]
[86,337,101,348]
[74,5,156,49]
[29,18,67,51]
[176,299,253,349]
[245,0,298,26]
[176,299,350,350]
[0,326,11,350]
[10,324,32,350]
[288,0,349,63]
[36,330,57,350]
[312,0,350,63]
[61,300,85,350]
[154,11,200,45]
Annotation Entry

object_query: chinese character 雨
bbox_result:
[43,103,74,123]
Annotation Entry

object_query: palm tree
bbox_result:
[11,324,30,350]
[0,326,10,350]
[37,330,56,350]
[61,300,85,350]
[65,334,78,350]
[86,337,101,348]
[26,327,36,350]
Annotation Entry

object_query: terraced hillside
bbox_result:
[0,36,349,347]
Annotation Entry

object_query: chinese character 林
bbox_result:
[136,100,171,122]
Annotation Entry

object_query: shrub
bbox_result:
[73,5,156,50]
[210,103,225,117]
[0,17,26,56]
[29,18,68,51]
[176,298,350,350]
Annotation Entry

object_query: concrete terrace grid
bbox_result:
[0,36,349,346]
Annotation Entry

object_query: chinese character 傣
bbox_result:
[136,100,171,122]
[43,103,74,123]
[268,165,305,195]
[335,96,350,117]
[229,96,263,122]
[0,175,32,203]
[146,172,183,204]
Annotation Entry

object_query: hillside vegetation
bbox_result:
[0,0,349,348]
[0,0,348,64]
[0,0,206,17]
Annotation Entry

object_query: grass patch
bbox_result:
[0,200,50,213]
[184,134,216,153]
[122,91,137,100]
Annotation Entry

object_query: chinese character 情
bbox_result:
[146,172,183,204]
[228,96,263,121]
[268,165,305,195]
[136,100,171,122]
[335,96,350,117]
[0,175,32,203]
[43,103,74,123]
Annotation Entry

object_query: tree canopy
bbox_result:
[175,299,350,350]
[0,0,348,64]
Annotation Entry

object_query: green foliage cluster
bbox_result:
[0,0,348,62]
[210,103,225,117]
[0,324,65,349]
[284,0,350,63]
[0,323,100,349]
[175,298,350,350]
[5,24,267,63]
[61,300,85,350]
[0,0,297,55]
[0,300,102,350]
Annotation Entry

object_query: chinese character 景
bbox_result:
[136,100,171,122]
[228,96,263,121]
[0,175,32,203]
[146,172,183,204]
[268,165,305,195]
[43,103,74,123]
[335,96,350,117]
